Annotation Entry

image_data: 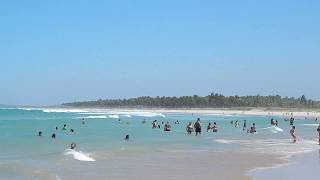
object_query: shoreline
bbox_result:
[25,107,320,119]
[249,150,320,180]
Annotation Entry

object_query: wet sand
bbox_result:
[31,150,286,180]
[250,150,320,180]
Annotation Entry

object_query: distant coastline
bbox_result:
[62,93,320,110]
[27,107,320,119]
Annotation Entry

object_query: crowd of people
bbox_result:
[37,116,320,150]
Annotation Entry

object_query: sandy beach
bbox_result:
[56,107,320,119]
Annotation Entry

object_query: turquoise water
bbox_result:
[0,108,319,179]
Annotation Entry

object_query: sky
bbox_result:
[0,0,320,105]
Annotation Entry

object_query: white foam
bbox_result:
[260,126,284,133]
[64,149,96,162]
[217,139,319,158]
[300,124,320,127]
[204,113,240,117]
[79,111,165,118]
[79,115,107,119]
[42,108,89,113]
[108,115,120,119]
[214,139,234,144]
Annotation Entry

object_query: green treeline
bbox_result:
[62,93,320,109]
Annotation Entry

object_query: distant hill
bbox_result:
[62,93,320,109]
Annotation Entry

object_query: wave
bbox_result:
[260,126,284,133]
[214,139,234,144]
[78,115,107,119]
[108,115,120,119]
[204,113,241,117]
[300,124,320,127]
[19,108,89,113]
[215,138,318,158]
[64,149,95,162]
[79,111,165,118]
[42,109,89,113]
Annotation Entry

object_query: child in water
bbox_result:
[290,126,296,143]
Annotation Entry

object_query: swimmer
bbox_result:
[212,122,218,132]
[243,120,247,131]
[230,121,234,125]
[82,118,86,125]
[290,117,294,126]
[235,120,239,128]
[142,119,147,124]
[38,131,42,136]
[250,123,256,134]
[275,120,278,126]
[164,122,171,131]
[271,118,275,125]
[125,134,130,141]
[194,118,202,136]
[317,124,320,145]
[70,142,76,150]
[186,122,193,135]
[158,124,161,129]
[290,126,296,143]
[152,120,158,129]
[175,120,180,124]
[55,126,58,131]
[62,124,67,131]
[70,129,74,133]
[52,133,56,138]
[207,123,212,132]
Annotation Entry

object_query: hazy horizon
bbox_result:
[1,0,319,105]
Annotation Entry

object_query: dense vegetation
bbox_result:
[63,93,320,109]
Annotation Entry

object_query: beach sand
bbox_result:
[54,107,320,119]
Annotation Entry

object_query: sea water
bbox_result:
[0,108,319,179]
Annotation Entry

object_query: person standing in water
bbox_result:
[38,131,42,136]
[194,118,202,136]
[186,122,193,135]
[317,124,320,145]
[235,120,239,128]
[207,123,212,132]
[243,120,247,131]
[290,126,296,143]
[152,120,158,129]
[290,117,294,126]
[250,123,256,134]
[82,118,86,125]
[212,122,218,132]
[164,122,171,131]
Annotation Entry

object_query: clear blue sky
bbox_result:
[1,0,319,105]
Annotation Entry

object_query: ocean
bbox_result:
[0,108,319,179]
